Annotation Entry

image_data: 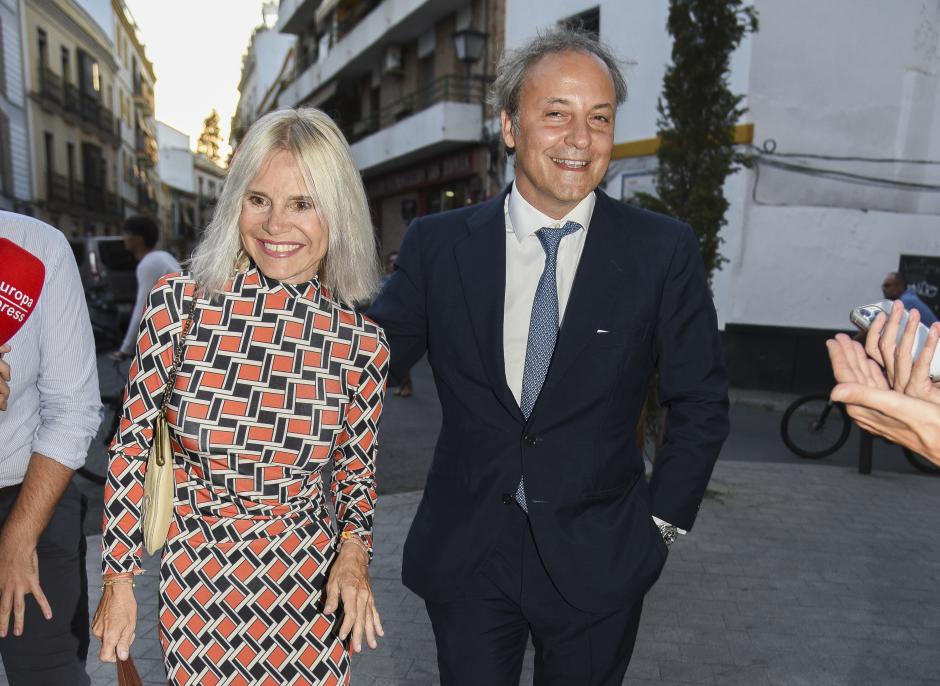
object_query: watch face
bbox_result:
[659,524,678,545]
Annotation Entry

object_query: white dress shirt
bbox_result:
[503,187,596,404]
[501,187,684,537]
[0,213,102,485]
[119,249,181,354]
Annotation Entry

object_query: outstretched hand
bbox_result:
[826,330,940,466]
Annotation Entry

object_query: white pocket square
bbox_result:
[596,329,610,334]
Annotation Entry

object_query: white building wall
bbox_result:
[156,121,194,193]
[252,28,292,111]
[0,0,31,201]
[507,0,940,336]
[730,0,940,331]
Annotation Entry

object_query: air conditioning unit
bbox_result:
[382,45,403,76]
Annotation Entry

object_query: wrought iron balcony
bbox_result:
[45,172,122,220]
[347,73,488,144]
[36,66,120,148]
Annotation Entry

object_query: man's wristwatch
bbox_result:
[657,522,678,546]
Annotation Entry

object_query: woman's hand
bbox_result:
[829,383,940,466]
[828,333,889,391]
[862,303,940,401]
[91,581,138,662]
[323,540,384,653]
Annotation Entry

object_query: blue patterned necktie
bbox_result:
[515,220,582,511]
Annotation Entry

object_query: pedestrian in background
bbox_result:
[0,214,101,685]
[369,29,729,685]
[381,251,413,398]
[881,271,937,325]
[93,107,389,684]
[111,215,181,361]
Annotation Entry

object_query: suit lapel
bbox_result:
[453,190,525,424]
[539,191,626,399]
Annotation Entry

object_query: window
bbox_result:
[43,132,54,198]
[560,7,600,39]
[37,28,48,68]
[66,143,75,201]
[0,112,12,196]
[77,50,100,98]
[61,46,70,83]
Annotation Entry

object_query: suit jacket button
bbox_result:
[524,435,537,446]
[502,493,513,504]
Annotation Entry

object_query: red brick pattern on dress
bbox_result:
[101,268,388,684]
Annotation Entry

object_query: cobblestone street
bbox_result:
[3,361,939,685]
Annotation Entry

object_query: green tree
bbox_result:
[635,0,758,285]
[634,1,757,461]
[196,109,223,164]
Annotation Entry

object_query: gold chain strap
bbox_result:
[158,290,199,420]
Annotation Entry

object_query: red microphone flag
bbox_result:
[0,238,45,346]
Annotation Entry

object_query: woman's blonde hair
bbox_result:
[189,107,381,305]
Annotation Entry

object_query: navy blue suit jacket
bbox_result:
[368,187,729,613]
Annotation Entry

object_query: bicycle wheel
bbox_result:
[781,393,852,459]
[902,448,940,474]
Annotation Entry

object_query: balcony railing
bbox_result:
[135,129,158,168]
[335,0,383,42]
[45,172,122,218]
[37,67,121,147]
[348,73,488,144]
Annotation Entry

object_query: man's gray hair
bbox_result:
[488,28,628,128]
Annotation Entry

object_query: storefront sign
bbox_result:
[367,148,478,199]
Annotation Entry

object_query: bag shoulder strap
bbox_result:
[159,288,199,419]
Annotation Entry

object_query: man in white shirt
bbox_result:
[0,214,101,685]
[369,29,729,685]
[111,216,181,360]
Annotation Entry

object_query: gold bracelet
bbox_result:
[339,531,370,555]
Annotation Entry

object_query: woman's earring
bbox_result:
[234,247,250,272]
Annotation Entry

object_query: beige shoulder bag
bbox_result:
[141,293,198,555]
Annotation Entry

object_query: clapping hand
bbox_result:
[826,304,940,465]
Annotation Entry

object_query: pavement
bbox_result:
[3,359,940,685]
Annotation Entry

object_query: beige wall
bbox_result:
[24,0,121,236]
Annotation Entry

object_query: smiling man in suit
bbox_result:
[368,29,729,685]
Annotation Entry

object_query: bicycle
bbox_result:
[780,392,940,474]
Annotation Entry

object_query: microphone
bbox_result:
[0,238,46,346]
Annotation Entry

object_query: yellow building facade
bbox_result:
[23,0,122,236]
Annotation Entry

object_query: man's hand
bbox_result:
[92,582,137,662]
[0,344,10,411]
[0,528,51,637]
[323,541,384,653]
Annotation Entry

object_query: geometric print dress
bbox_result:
[101,267,389,685]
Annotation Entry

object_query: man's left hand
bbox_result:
[0,344,10,411]
[0,527,52,637]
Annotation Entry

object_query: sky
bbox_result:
[123,0,271,160]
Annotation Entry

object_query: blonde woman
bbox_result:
[92,108,388,684]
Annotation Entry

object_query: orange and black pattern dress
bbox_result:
[101,268,388,686]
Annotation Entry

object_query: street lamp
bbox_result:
[452,28,487,101]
